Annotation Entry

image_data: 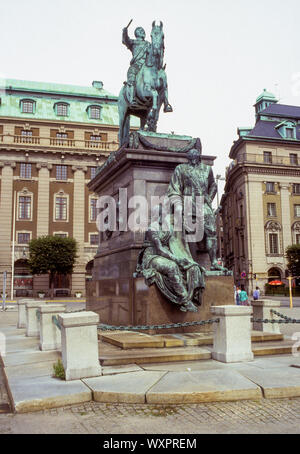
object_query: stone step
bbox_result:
[99,339,296,367]
[99,347,212,366]
[99,330,284,350]
[252,341,297,357]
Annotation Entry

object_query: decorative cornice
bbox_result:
[72,165,88,172]
[36,163,52,170]
[1,161,16,168]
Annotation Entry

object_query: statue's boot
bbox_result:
[164,103,173,113]
[127,84,136,105]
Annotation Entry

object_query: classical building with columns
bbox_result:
[0,78,134,297]
[221,89,300,294]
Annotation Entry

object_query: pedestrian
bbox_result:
[239,286,249,306]
[253,286,260,301]
[235,286,241,305]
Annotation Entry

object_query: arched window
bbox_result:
[265,221,282,255]
[268,267,281,282]
[20,99,36,114]
[292,222,300,245]
[54,102,69,117]
[87,105,102,120]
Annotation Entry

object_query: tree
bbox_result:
[286,244,300,280]
[28,236,78,298]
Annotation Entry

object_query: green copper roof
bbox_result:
[1,78,117,99]
[255,88,278,103]
[0,78,140,127]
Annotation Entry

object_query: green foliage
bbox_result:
[53,359,65,380]
[28,235,78,276]
[286,244,300,278]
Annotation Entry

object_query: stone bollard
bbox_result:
[38,304,66,351]
[211,305,254,363]
[17,298,36,329]
[26,301,46,337]
[58,311,101,381]
[251,299,281,334]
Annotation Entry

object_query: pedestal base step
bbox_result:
[99,330,283,350]
[99,347,212,366]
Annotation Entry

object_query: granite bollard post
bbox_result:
[251,299,281,334]
[211,305,254,363]
[17,298,36,329]
[58,311,101,381]
[26,301,46,337]
[38,304,66,351]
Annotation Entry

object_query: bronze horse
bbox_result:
[118,21,172,146]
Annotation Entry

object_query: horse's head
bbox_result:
[151,21,164,63]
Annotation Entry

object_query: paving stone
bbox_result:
[83,371,167,403]
[2,350,60,367]
[8,375,92,413]
[141,360,227,372]
[239,367,300,398]
[146,369,262,404]
[5,361,56,380]
[101,364,143,376]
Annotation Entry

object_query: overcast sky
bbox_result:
[1,0,300,198]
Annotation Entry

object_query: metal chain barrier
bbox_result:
[252,309,300,324]
[98,318,220,332]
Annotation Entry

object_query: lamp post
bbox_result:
[216,174,225,262]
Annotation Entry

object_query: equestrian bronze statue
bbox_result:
[118,20,173,146]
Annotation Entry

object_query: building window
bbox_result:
[54,233,68,238]
[267,203,277,217]
[55,197,67,221]
[286,128,295,139]
[90,198,97,221]
[296,234,300,244]
[55,103,69,117]
[17,232,30,244]
[20,163,32,179]
[90,234,99,245]
[269,233,279,254]
[290,154,298,165]
[56,132,68,145]
[56,165,67,181]
[20,99,35,114]
[87,105,101,120]
[293,184,300,195]
[294,205,300,218]
[264,151,272,164]
[19,196,31,219]
[266,182,275,193]
[90,167,97,179]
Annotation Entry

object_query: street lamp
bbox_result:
[215,174,225,261]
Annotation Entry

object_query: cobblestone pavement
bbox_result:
[1,398,300,434]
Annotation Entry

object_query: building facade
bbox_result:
[0,78,130,297]
[221,90,300,294]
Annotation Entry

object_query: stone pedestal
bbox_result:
[88,274,234,334]
[211,305,254,363]
[17,298,36,329]
[87,132,233,333]
[26,301,46,337]
[251,299,281,334]
[39,304,66,351]
[58,311,101,381]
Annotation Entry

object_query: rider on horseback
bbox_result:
[122,21,173,112]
